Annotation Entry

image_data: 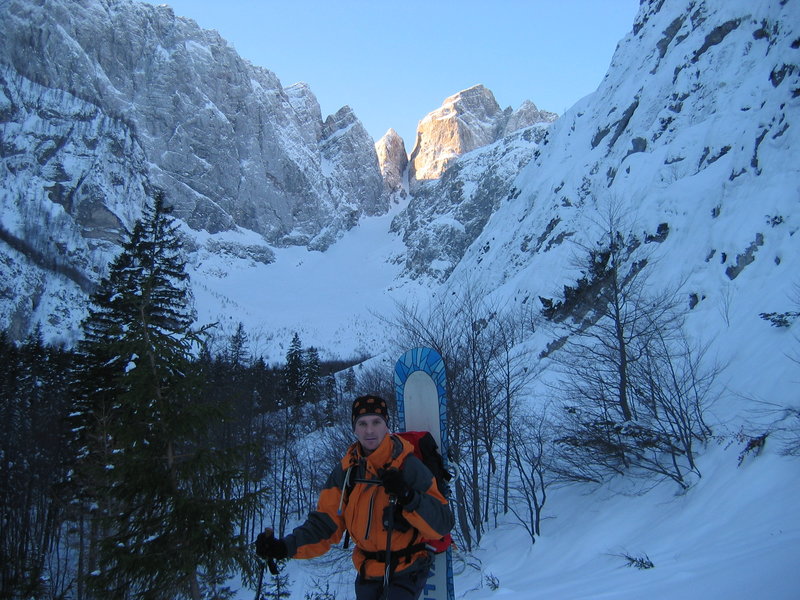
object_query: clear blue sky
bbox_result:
[143,0,639,147]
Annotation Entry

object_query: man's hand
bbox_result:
[380,469,415,505]
[255,529,288,560]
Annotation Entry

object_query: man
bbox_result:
[256,395,454,600]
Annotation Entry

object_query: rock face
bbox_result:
[391,125,550,281]
[442,0,800,318]
[0,0,388,250]
[375,129,408,195]
[408,85,557,186]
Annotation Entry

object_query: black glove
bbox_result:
[381,469,415,505]
[255,530,288,560]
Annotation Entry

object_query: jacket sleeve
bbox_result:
[283,464,347,559]
[400,454,455,539]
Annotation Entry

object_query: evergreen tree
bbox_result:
[322,374,337,427]
[69,192,261,600]
[261,561,291,600]
[342,368,356,396]
[227,322,249,369]
[283,333,303,407]
[300,347,321,406]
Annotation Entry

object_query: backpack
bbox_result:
[396,430,454,553]
[396,430,452,498]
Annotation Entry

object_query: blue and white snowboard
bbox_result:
[394,347,455,600]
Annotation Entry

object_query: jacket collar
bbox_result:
[345,433,409,473]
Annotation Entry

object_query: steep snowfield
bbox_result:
[453,444,800,600]
[446,0,800,419]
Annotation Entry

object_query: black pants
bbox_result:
[354,566,429,600]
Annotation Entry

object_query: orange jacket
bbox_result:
[284,433,454,579]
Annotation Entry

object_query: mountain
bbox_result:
[2,0,798,375]
[437,0,799,424]
[390,124,549,281]
[447,0,799,307]
[408,84,557,187]
[0,0,389,341]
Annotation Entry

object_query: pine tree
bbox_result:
[343,368,356,396]
[69,192,262,600]
[322,374,337,427]
[261,561,291,600]
[283,333,303,408]
[300,347,320,406]
[227,322,249,369]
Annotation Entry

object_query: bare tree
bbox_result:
[387,278,536,549]
[488,306,539,515]
[508,406,558,543]
[546,209,717,488]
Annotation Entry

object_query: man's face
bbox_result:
[354,415,389,454]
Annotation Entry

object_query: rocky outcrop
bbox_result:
[391,125,550,281]
[375,129,408,195]
[503,99,558,136]
[314,106,390,248]
[408,85,557,187]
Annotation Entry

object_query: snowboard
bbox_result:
[394,347,455,600]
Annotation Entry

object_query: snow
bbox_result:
[469,444,800,600]
[187,201,424,361]
[229,440,799,600]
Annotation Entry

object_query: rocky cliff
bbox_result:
[445,0,800,329]
[0,0,388,250]
[390,125,550,281]
[0,0,389,340]
[408,84,557,187]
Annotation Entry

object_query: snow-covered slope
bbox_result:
[2,0,799,376]
[444,0,799,415]
[454,443,800,600]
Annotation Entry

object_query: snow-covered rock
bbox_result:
[0,0,388,246]
[375,129,409,196]
[408,84,557,186]
[2,0,799,382]
[391,125,549,281]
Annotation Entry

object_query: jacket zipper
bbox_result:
[364,485,378,540]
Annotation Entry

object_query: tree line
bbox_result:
[2,195,734,599]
